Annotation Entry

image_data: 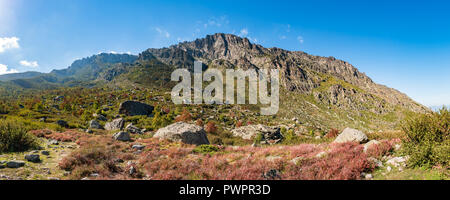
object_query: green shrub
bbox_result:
[402,107,449,168]
[253,133,263,144]
[193,144,219,154]
[0,120,41,153]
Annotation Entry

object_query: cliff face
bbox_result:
[140,33,428,116]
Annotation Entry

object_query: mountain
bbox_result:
[0,33,429,131]
[0,71,43,81]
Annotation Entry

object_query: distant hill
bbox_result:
[0,71,43,81]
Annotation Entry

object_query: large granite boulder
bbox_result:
[231,124,283,144]
[119,101,154,116]
[112,131,131,141]
[154,122,209,145]
[333,128,369,144]
[105,118,125,131]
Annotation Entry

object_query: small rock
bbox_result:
[315,151,327,158]
[56,120,68,128]
[89,120,103,129]
[81,177,90,180]
[129,166,136,175]
[90,173,99,177]
[315,136,321,140]
[25,154,41,163]
[387,166,392,172]
[386,156,408,168]
[48,177,60,180]
[364,140,381,152]
[114,158,124,163]
[132,144,146,150]
[265,156,282,162]
[6,161,25,168]
[48,140,59,145]
[262,169,281,180]
[113,131,131,141]
[365,174,373,179]
[290,157,304,165]
[85,129,93,134]
[41,151,50,156]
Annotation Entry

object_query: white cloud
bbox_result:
[297,36,304,44]
[280,35,287,40]
[20,60,39,68]
[0,64,18,75]
[107,51,132,55]
[239,28,249,37]
[0,37,20,53]
[203,16,229,28]
[155,27,170,38]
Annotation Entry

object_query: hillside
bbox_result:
[0,33,429,131]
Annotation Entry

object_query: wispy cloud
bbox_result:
[297,36,304,44]
[155,27,170,38]
[0,37,20,53]
[20,60,39,68]
[203,16,229,28]
[239,28,249,37]
[0,63,18,75]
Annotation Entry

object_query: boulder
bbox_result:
[41,151,50,156]
[113,131,131,141]
[333,128,368,144]
[132,144,146,150]
[6,161,25,168]
[154,122,209,145]
[363,140,381,152]
[126,123,143,134]
[89,120,103,129]
[56,120,68,128]
[96,114,107,121]
[25,154,41,163]
[105,118,125,131]
[231,124,283,144]
[119,101,154,116]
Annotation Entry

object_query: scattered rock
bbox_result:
[112,131,131,141]
[290,157,304,165]
[315,151,327,158]
[48,177,60,180]
[41,151,50,156]
[96,114,107,121]
[365,174,373,179]
[154,122,209,145]
[387,166,392,172]
[90,173,99,177]
[126,123,143,134]
[368,157,383,168]
[265,156,282,162]
[262,169,281,180]
[85,129,93,134]
[231,124,283,144]
[56,120,68,128]
[333,128,368,144]
[6,161,25,168]
[132,144,146,150]
[363,140,381,152]
[386,156,408,168]
[119,101,154,116]
[129,166,136,175]
[48,140,59,145]
[105,118,125,131]
[25,154,41,163]
[315,136,322,140]
[89,120,103,129]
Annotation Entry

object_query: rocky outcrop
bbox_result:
[154,122,209,145]
[232,124,283,144]
[125,123,143,134]
[333,128,368,143]
[119,101,154,116]
[105,118,125,131]
[25,154,41,163]
[113,131,131,141]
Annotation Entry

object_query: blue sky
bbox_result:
[0,0,449,107]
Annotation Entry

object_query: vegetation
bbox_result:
[402,107,449,168]
[0,120,40,153]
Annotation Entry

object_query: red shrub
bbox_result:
[205,121,217,134]
[325,128,340,138]
[175,109,192,122]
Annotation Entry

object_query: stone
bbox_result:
[387,166,392,172]
[126,123,143,134]
[25,154,41,163]
[89,120,103,129]
[119,101,154,116]
[48,140,59,145]
[231,124,283,144]
[96,114,107,121]
[368,157,383,168]
[6,161,25,168]
[105,118,125,131]
[112,131,131,141]
[333,128,368,144]
[363,140,381,152]
[386,156,408,168]
[290,157,304,165]
[41,151,50,156]
[315,151,327,158]
[154,122,209,145]
[132,144,146,150]
[262,169,281,180]
[56,120,68,128]
[365,174,373,179]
